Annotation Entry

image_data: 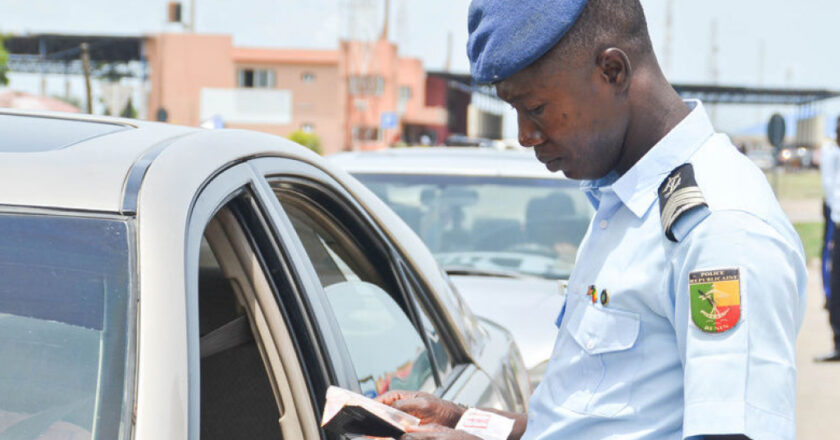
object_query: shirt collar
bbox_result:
[581,100,715,217]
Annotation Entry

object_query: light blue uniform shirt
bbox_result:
[523,101,807,440]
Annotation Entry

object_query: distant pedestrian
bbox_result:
[817,116,840,362]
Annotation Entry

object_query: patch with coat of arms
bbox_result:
[689,268,741,333]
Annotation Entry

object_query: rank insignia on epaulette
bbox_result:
[689,268,741,333]
[658,163,708,242]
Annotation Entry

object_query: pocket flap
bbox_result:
[565,304,640,355]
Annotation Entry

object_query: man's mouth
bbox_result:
[534,149,564,168]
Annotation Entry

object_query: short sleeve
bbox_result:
[670,210,806,440]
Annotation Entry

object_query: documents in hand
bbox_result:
[321,386,421,438]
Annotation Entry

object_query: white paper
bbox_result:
[454,408,514,440]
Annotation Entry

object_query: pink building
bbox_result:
[145,33,446,154]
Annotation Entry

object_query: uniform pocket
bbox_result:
[549,302,642,417]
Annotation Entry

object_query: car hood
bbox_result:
[449,275,564,369]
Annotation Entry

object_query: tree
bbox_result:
[0,34,9,86]
[288,130,323,155]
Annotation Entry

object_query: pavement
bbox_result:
[796,260,840,439]
[775,196,839,438]
[780,198,824,223]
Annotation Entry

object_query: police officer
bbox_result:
[819,117,840,362]
[376,0,807,439]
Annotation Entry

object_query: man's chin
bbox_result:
[545,159,581,179]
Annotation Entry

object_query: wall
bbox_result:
[145,33,234,126]
[226,60,345,154]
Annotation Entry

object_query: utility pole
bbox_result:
[380,0,390,41]
[445,32,453,72]
[81,43,93,114]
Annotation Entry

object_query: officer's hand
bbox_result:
[401,423,481,440]
[376,391,465,428]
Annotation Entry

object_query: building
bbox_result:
[145,33,448,154]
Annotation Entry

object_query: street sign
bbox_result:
[767,113,786,148]
[380,112,399,130]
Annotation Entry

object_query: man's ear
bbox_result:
[597,48,631,93]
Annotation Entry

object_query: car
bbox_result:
[0,110,530,440]
[746,148,776,171]
[330,148,595,388]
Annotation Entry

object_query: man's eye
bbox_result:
[527,105,545,116]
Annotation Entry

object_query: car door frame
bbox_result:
[248,157,476,396]
[182,161,355,440]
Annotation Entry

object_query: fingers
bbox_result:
[401,426,449,440]
[391,396,429,413]
[405,423,447,433]
[376,390,418,406]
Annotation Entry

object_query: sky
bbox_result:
[4,0,840,133]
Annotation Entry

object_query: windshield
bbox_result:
[354,174,594,279]
[0,214,133,440]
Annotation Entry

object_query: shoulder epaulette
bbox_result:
[658,163,708,242]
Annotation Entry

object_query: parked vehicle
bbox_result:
[0,110,529,440]
[331,148,595,388]
[746,148,776,171]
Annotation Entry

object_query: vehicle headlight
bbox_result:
[528,360,550,391]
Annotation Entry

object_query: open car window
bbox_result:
[272,184,443,398]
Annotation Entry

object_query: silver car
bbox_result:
[331,148,595,387]
[0,111,529,440]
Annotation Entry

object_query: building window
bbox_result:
[301,123,315,133]
[353,126,380,141]
[398,86,412,100]
[238,68,275,88]
[349,75,385,96]
[301,72,316,83]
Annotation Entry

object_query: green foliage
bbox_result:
[0,34,9,86]
[765,169,823,200]
[121,98,138,119]
[51,95,84,110]
[288,130,323,155]
[794,222,824,261]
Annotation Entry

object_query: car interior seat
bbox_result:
[525,191,588,249]
[471,217,523,251]
[198,264,283,440]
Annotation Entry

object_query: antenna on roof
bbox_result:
[380,0,390,41]
[445,32,453,72]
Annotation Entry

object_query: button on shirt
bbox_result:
[524,101,807,440]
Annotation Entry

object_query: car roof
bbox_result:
[0,110,484,363]
[0,109,326,214]
[330,147,570,179]
[0,109,202,212]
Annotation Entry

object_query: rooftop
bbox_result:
[232,47,340,65]
[330,147,569,179]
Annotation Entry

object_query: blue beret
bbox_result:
[467,0,589,83]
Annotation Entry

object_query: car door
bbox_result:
[248,157,521,411]
[183,163,332,440]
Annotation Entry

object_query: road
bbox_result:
[797,260,840,439]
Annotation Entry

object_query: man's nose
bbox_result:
[518,114,546,147]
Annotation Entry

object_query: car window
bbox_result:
[354,174,594,280]
[197,231,283,440]
[0,214,132,440]
[275,188,438,398]
[191,186,324,440]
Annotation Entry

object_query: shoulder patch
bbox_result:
[658,163,708,242]
[688,268,741,333]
